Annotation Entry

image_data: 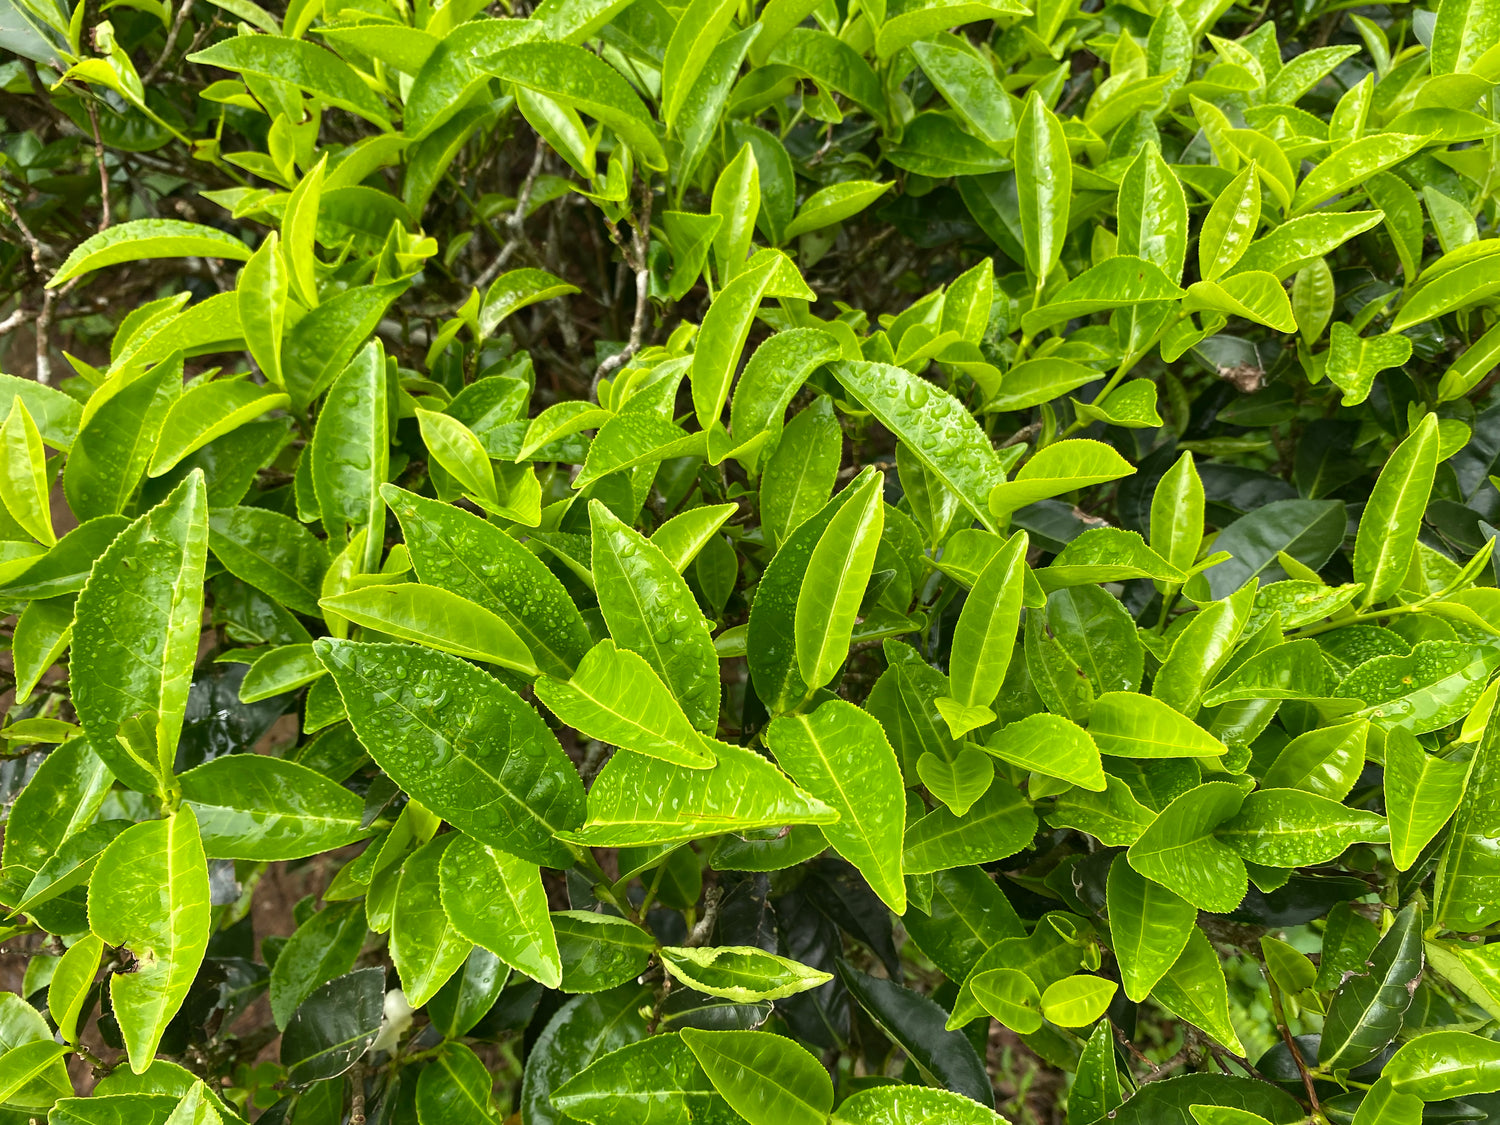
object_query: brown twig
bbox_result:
[1000,421,1042,448]
[590,175,653,400]
[86,100,111,231]
[579,739,612,785]
[684,884,722,948]
[2,197,47,269]
[0,307,34,336]
[545,198,580,357]
[1267,975,1321,1115]
[143,0,195,86]
[474,140,547,291]
[349,1062,366,1125]
[3,197,58,384]
[1112,1022,1169,1081]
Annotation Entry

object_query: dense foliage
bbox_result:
[3,0,1500,1119]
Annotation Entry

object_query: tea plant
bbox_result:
[1,0,1500,1120]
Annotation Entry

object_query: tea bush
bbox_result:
[2,0,1500,1119]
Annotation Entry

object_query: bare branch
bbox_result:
[474,140,547,291]
[143,0,196,86]
[590,176,653,401]
[86,100,111,232]
[0,307,34,336]
[34,288,54,385]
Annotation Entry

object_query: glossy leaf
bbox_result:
[795,470,883,692]
[1153,590,1254,717]
[88,808,212,1073]
[0,400,54,546]
[522,985,651,1125]
[1216,789,1388,867]
[12,600,72,705]
[1385,727,1470,871]
[565,737,834,846]
[986,712,1105,791]
[209,505,328,617]
[837,960,995,1107]
[280,968,385,1086]
[1019,256,1184,336]
[1435,692,1500,930]
[760,396,841,549]
[310,341,387,561]
[536,640,714,768]
[384,485,591,677]
[190,35,391,125]
[320,583,538,676]
[415,1042,496,1125]
[72,472,207,794]
[1016,90,1071,288]
[946,529,1027,723]
[50,219,251,287]
[149,380,289,478]
[64,356,180,522]
[48,933,102,1045]
[766,698,906,912]
[1127,782,1247,913]
[1261,718,1366,799]
[681,1029,833,1125]
[730,330,842,448]
[1117,145,1188,282]
[1354,414,1440,607]
[551,1033,736,1125]
[1152,929,1245,1054]
[1200,164,1261,281]
[1108,854,1196,1001]
[904,769,1037,874]
[438,833,561,988]
[180,754,368,860]
[1385,1031,1500,1100]
[1290,133,1427,215]
[831,360,1006,532]
[486,42,666,169]
[1183,272,1296,332]
[661,946,831,1001]
[1090,692,1228,759]
[315,639,585,867]
[1318,904,1422,1071]
[591,500,720,732]
[1041,975,1117,1027]
[1204,501,1345,600]
[661,0,739,132]
[651,503,737,573]
[989,440,1135,520]
[1325,324,1414,407]
[552,910,654,992]
[1337,640,1500,736]
[391,836,472,1007]
[237,232,286,388]
[269,902,368,1031]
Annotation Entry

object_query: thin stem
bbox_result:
[34,288,55,385]
[1267,974,1321,1116]
[1155,586,1178,632]
[569,845,635,917]
[1058,349,1143,441]
[473,140,547,292]
[683,885,722,947]
[143,0,195,85]
[86,100,111,231]
[634,859,670,920]
[590,174,653,400]
[1288,586,1458,638]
